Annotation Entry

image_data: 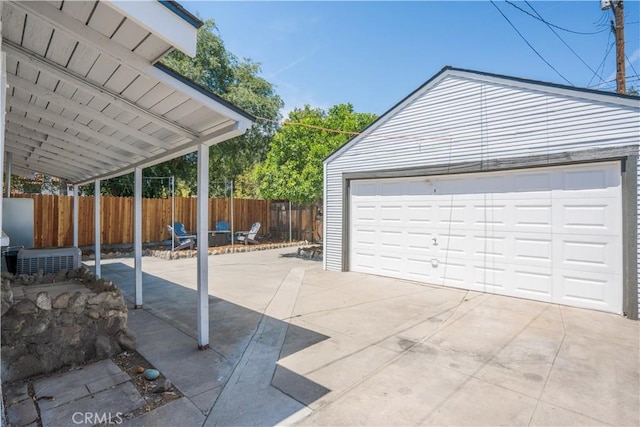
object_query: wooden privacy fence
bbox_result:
[13,194,273,247]
[269,202,322,242]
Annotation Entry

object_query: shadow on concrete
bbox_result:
[101,262,330,425]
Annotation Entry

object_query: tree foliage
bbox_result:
[78,156,196,197]
[9,174,62,195]
[253,104,377,204]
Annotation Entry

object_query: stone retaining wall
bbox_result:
[83,240,311,261]
[1,268,135,382]
[151,241,311,260]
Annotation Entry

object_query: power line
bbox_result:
[505,0,608,34]
[490,1,573,85]
[595,11,610,28]
[625,53,640,80]
[587,31,614,87]
[524,0,605,83]
[589,76,640,88]
[254,116,454,143]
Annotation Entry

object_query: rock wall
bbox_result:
[147,240,309,260]
[1,268,136,382]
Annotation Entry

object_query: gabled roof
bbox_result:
[325,66,640,165]
[2,0,253,185]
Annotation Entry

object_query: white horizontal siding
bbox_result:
[325,74,640,317]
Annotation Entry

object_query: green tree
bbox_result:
[78,155,196,197]
[9,174,61,195]
[254,104,377,204]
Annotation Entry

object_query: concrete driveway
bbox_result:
[97,248,639,426]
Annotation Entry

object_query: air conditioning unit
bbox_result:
[17,247,81,275]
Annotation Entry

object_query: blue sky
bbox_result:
[181,1,640,116]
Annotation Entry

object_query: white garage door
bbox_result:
[349,162,623,313]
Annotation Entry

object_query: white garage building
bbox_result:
[323,67,640,319]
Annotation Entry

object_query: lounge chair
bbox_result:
[167,222,195,251]
[235,222,260,245]
[215,220,230,232]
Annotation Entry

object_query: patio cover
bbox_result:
[0,0,255,349]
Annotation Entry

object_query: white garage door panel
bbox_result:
[555,234,619,273]
[514,267,554,298]
[513,234,553,266]
[349,162,623,313]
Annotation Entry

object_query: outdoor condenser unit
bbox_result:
[16,247,81,275]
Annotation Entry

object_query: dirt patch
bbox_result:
[112,350,182,422]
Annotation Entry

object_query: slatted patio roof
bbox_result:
[1,0,254,185]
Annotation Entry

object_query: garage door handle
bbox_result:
[432,237,438,246]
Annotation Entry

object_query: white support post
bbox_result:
[196,144,209,349]
[289,201,292,243]
[73,184,79,247]
[230,180,234,247]
[94,180,101,278]
[5,152,11,198]
[134,167,143,308]
[0,51,6,233]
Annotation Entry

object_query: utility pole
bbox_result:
[607,0,626,94]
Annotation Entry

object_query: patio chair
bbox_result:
[215,220,230,232]
[167,222,195,251]
[235,222,261,245]
[209,220,231,246]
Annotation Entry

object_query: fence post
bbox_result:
[94,180,101,278]
[73,185,79,247]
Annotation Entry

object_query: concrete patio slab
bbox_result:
[33,359,125,410]
[127,309,235,398]
[6,398,38,426]
[427,312,531,357]
[189,386,222,416]
[121,397,205,427]
[203,268,313,426]
[40,381,144,426]
[302,343,399,409]
[301,355,470,426]
[406,340,490,376]
[560,305,640,348]
[539,333,640,426]
[527,305,565,333]
[76,247,639,426]
[279,317,379,374]
[529,401,610,426]
[474,325,564,398]
[419,376,538,426]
